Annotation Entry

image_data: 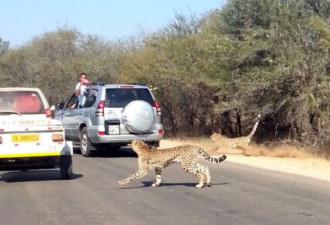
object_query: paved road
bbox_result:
[0,148,330,225]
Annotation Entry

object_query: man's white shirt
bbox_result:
[75,82,87,106]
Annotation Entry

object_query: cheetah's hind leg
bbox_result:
[195,164,210,188]
[183,163,207,188]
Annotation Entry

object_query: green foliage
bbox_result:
[0,38,10,55]
[162,11,201,36]
[0,28,123,104]
[219,0,281,38]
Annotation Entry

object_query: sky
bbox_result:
[0,0,225,47]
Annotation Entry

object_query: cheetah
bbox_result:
[211,114,261,149]
[118,140,227,188]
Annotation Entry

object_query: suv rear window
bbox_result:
[105,88,154,108]
[0,91,45,114]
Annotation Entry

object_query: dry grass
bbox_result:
[164,137,314,159]
[240,144,312,159]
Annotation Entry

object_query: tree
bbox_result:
[0,38,10,55]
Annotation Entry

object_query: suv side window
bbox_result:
[66,94,79,110]
[83,88,98,108]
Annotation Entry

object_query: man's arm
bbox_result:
[74,83,81,96]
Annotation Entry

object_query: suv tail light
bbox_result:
[95,100,105,117]
[154,100,161,116]
[45,108,52,118]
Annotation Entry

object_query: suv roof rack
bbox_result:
[127,83,146,86]
[91,82,105,86]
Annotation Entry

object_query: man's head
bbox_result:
[79,73,88,84]
[79,72,87,79]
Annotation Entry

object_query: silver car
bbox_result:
[55,83,164,157]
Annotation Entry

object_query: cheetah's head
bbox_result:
[131,139,149,154]
[210,132,222,141]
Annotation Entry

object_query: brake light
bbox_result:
[154,100,161,116]
[95,100,105,117]
[119,85,134,88]
[158,129,164,134]
[52,133,64,143]
[45,108,52,118]
[98,131,105,135]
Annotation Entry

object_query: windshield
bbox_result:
[105,88,154,107]
[0,91,45,114]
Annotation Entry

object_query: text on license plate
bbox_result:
[108,125,120,135]
[11,134,40,142]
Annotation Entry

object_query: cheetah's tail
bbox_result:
[197,147,227,164]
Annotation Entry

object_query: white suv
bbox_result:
[0,87,73,179]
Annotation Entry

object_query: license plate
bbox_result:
[11,134,40,142]
[108,125,119,135]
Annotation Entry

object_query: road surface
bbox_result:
[0,148,329,225]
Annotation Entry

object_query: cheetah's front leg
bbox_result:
[152,167,162,187]
[118,169,147,185]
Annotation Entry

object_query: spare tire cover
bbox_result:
[122,100,154,134]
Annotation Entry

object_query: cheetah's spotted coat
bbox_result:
[118,140,227,188]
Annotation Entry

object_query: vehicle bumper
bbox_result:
[0,141,73,170]
[88,125,164,144]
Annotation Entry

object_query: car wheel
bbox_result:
[59,155,72,180]
[122,100,154,134]
[80,127,93,157]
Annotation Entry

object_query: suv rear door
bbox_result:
[104,86,156,134]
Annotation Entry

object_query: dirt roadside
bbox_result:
[159,139,330,183]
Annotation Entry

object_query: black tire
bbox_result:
[148,141,159,148]
[59,155,72,180]
[80,127,93,157]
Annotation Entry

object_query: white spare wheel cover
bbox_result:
[122,100,154,133]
